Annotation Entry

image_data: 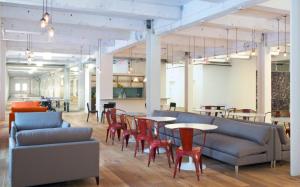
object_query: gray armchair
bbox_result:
[9,112,100,187]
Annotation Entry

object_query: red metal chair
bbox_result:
[173,128,203,181]
[134,118,153,157]
[105,109,123,144]
[147,121,174,168]
[120,114,137,151]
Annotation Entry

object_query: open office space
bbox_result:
[0,0,300,186]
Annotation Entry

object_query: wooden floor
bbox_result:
[1,112,300,187]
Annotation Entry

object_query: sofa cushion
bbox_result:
[152,110,179,117]
[276,125,290,144]
[15,112,62,130]
[176,112,214,124]
[16,127,93,146]
[212,118,271,145]
[202,133,266,157]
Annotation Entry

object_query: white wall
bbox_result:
[193,59,257,109]
[9,77,32,97]
[166,65,185,107]
[40,72,63,98]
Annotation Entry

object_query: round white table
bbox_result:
[165,123,218,171]
[138,116,177,153]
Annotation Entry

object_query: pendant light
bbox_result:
[44,0,50,23]
[213,39,217,58]
[226,28,230,61]
[235,28,238,54]
[251,29,256,56]
[283,15,287,57]
[26,34,34,63]
[188,36,191,64]
[40,0,47,28]
[277,18,280,53]
[193,36,196,63]
[203,37,206,61]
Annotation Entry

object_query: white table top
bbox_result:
[231,112,266,117]
[139,116,176,122]
[193,108,224,113]
[165,123,218,131]
[126,112,146,117]
[272,117,290,123]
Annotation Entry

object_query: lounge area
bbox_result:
[0,0,300,186]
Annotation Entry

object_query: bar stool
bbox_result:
[86,103,98,122]
[169,102,176,111]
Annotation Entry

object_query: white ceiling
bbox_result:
[0,0,291,77]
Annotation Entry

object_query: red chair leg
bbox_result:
[105,129,109,143]
[134,140,139,157]
[169,145,174,163]
[121,135,125,151]
[173,157,180,178]
[117,129,121,141]
[141,140,145,153]
[178,156,183,172]
[192,156,200,181]
[148,147,154,167]
[200,155,203,174]
[166,147,171,168]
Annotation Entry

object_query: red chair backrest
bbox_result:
[179,128,194,152]
[136,118,153,140]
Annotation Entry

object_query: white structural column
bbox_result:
[0,38,6,121]
[63,67,70,101]
[100,54,113,100]
[290,0,300,177]
[184,61,193,112]
[146,28,161,116]
[84,65,91,113]
[78,64,85,110]
[257,34,272,123]
[96,41,101,113]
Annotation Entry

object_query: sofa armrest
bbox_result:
[10,122,18,140]
[61,121,71,128]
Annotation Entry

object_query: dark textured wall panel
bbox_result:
[272,72,290,111]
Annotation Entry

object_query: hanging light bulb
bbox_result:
[251,49,256,56]
[283,52,287,57]
[40,17,46,28]
[48,27,54,37]
[44,12,50,23]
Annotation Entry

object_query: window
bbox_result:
[15,83,21,91]
[22,83,28,91]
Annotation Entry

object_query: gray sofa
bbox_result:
[9,112,100,187]
[154,110,290,174]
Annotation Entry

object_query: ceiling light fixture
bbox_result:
[235,28,238,54]
[226,28,230,61]
[277,18,281,53]
[251,29,256,56]
[25,34,34,63]
[283,15,288,57]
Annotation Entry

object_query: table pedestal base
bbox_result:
[180,157,206,171]
[143,148,166,154]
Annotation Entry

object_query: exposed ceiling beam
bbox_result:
[0,5,145,31]
[154,0,268,34]
[0,0,181,20]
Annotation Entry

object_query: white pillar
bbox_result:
[146,28,161,116]
[0,38,6,121]
[257,34,272,123]
[84,65,91,113]
[78,64,85,110]
[160,63,166,98]
[95,40,102,112]
[290,0,300,176]
[63,67,70,101]
[100,54,113,100]
[184,61,193,112]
